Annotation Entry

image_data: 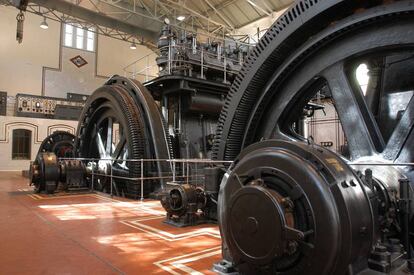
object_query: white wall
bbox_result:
[0,5,158,171]
[98,35,158,82]
[0,115,78,171]
[44,46,105,97]
[0,5,157,97]
[0,6,60,96]
[305,100,347,155]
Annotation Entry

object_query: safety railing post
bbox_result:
[145,56,149,82]
[91,161,94,192]
[172,161,176,182]
[140,159,144,201]
[182,161,185,180]
[186,160,189,184]
[168,43,171,74]
[201,47,204,79]
[110,162,113,197]
[224,57,227,84]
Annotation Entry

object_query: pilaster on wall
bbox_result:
[0,5,157,98]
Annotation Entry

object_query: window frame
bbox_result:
[12,129,32,160]
[63,23,96,52]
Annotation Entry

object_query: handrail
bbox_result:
[59,157,232,200]
[122,43,245,82]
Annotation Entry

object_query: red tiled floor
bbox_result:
[0,172,221,274]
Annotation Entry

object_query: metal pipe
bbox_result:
[224,56,227,83]
[59,157,233,164]
[140,159,144,201]
[168,41,172,75]
[399,179,412,259]
[349,163,414,166]
[110,164,113,197]
[172,161,176,182]
[186,160,189,184]
[201,47,204,79]
[91,162,94,191]
[90,173,193,181]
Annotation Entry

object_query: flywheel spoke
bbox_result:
[322,62,384,159]
[112,135,126,161]
[96,132,107,159]
[382,95,414,161]
[105,117,113,156]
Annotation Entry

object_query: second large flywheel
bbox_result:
[76,76,171,197]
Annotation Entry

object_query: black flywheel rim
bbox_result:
[214,1,414,273]
[38,131,75,158]
[76,85,148,194]
[213,1,414,170]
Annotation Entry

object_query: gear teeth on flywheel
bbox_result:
[211,0,375,160]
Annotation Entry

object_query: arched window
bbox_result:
[12,129,31,160]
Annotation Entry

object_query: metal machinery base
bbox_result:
[163,211,217,228]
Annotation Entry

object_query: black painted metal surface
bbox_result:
[217,140,412,274]
[212,0,414,274]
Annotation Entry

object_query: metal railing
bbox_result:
[123,51,159,82]
[60,157,232,201]
[58,155,414,201]
[123,44,245,83]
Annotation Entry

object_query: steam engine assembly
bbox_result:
[29,22,243,224]
[28,0,414,273]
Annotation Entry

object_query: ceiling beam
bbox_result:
[234,2,291,29]
[205,0,238,14]
[204,0,234,29]
[29,0,158,41]
[246,0,270,16]
[161,0,230,30]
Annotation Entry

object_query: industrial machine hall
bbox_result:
[1,0,414,274]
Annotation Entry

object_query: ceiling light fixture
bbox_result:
[246,0,257,8]
[40,17,49,29]
[177,15,186,21]
[130,41,137,50]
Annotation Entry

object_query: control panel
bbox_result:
[67,93,89,102]
[0,91,6,116]
[15,93,85,120]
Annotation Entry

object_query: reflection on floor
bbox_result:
[0,172,221,274]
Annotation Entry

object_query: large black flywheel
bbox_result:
[213,0,414,169]
[37,131,75,157]
[214,1,414,274]
[76,77,171,198]
[30,131,75,193]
